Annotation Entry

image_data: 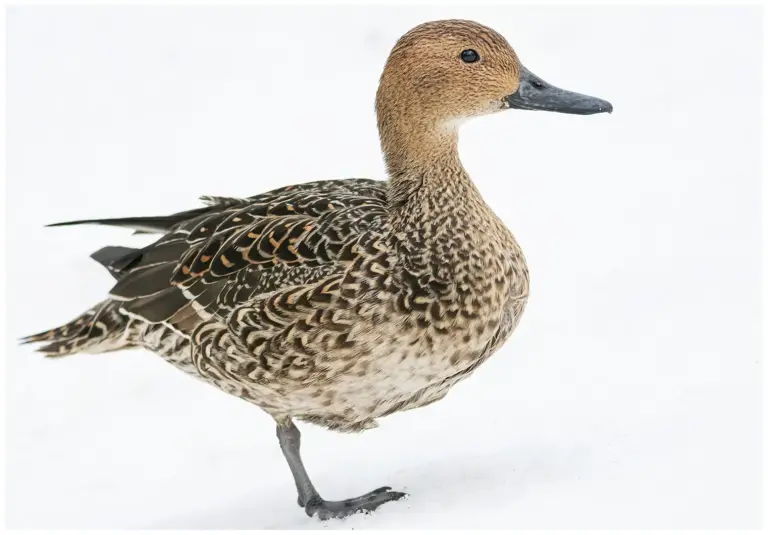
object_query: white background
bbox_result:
[5,5,762,529]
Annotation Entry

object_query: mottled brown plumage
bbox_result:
[22,19,611,520]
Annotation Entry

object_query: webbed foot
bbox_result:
[302,486,406,520]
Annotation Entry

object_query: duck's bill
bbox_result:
[504,66,612,115]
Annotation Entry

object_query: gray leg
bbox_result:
[276,421,406,520]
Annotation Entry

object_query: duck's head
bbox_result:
[376,20,612,172]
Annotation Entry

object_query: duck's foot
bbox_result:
[277,420,407,520]
[301,486,406,520]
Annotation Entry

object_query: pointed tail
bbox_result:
[20,300,135,357]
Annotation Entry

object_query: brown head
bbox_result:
[376,20,612,178]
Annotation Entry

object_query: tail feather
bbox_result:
[27,197,253,357]
[45,196,248,234]
[90,246,144,279]
[45,214,203,234]
[20,301,134,357]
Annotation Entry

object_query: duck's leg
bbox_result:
[276,420,406,520]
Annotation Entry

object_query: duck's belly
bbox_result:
[282,346,481,431]
[282,296,528,430]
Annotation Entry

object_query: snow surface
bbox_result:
[5,5,762,529]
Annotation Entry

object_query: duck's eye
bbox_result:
[460,49,480,63]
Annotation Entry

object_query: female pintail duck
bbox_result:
[23,20,611,520]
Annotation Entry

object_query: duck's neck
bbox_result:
[380,123,513,301]
[380,122,485,214]
[379,120,519,301]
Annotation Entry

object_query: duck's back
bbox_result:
[109,178,388,320]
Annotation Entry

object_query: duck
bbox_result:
[22,19,612,520]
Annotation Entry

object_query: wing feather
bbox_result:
[83,179,387,339]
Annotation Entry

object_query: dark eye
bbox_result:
[460,49,480,63]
